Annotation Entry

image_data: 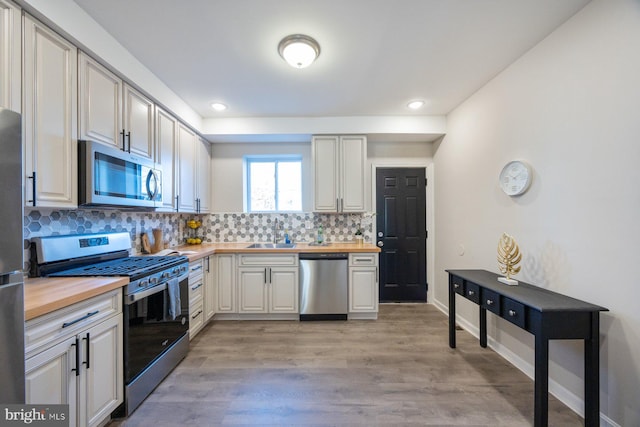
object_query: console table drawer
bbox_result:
[481,288,501,315]
[502,298,525,328]
[464,282,480,304]
[451,276,465,295]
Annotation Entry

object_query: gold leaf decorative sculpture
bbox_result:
[497,232,521,285]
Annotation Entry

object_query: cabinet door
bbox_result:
[25,336,78,427]
[215,254,236,313]
[197,137,212,213]
[177,123,197,212]
[0,0,21,112]
[23,15,77,208]
[78,53,122,149]
[340,136,367,212]
[349,267,378,312]
[269,267,299,313]
[81,315,123,427]
[204,257,216,321]
[155,107,178,211]
[123,84,154,160]
[312,135,339,212]
[238,267,268,313]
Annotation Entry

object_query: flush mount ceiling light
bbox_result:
[407,100,425,110]
[278,34,321,69]
[210,102,227,111]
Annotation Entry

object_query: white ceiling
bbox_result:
[72,0,589,128]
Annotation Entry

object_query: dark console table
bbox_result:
[447,269,607,427]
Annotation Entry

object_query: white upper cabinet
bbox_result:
[78,53,122,149]
[0,0,21,112]
[78,53,155,161]
[177,123,197,212]
[312,135,367,212]
[155,106,178,211]
[123,83,154,160]
[23,14,78,208]
[197,137,211,213]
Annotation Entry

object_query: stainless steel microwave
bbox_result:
[79,140,162,208]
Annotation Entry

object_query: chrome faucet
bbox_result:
[273,218,281,243]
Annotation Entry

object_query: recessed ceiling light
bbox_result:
[278,34,321,69]
[211,102,227,111]
[407,100,425,110]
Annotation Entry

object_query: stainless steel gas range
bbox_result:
[32,232,190,417]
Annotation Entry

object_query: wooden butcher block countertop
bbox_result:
[24,276,129,321]
[174,242,381,262]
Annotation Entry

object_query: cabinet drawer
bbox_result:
[349,253,378,266]
[25,289,122,357]
[481,288,501,315]
[189,300,204,339]
[189,278,204,304]
[238,254,297,266]
[189,260,204,280]
[502,298,526,328]
[451,276,465,296]
[464,282,480,304]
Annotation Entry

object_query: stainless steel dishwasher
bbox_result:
[299,253,348,320]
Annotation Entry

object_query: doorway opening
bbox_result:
[375,167,428,302]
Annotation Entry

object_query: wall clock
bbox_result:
[499,160,532,196]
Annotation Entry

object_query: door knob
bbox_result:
[377,241,384,247]
[378,231,383,237]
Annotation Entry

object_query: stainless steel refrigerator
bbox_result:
[0,108,25,403]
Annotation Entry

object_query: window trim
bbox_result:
[244,155,303,213]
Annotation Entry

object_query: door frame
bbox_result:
[370,161,435,304]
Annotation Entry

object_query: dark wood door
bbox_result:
[376,168,427,302]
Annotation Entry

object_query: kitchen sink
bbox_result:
[245,243,297,249]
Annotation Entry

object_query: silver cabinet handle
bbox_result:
[468,290,475,296]
[487,299,494,305]
[377,241,384,247]
[454,283,460,289]
[508,310,517,317]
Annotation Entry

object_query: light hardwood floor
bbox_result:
[109,304,583,426]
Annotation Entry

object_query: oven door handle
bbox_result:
[127,283,167,305]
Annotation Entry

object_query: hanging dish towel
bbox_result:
[167,278,181,320]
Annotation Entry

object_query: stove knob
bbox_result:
[138,280,148,288]
[149,277,157,285]
[161,272,170,280]
[181,266,187,273]
[172,267,179,275]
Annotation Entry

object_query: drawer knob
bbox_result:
[468,290,475,296]
[508,309,517,317]
[487,299,494,305]
[454,284,460,289]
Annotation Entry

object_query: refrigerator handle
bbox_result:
[27,171,36,206]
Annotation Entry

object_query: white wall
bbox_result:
[433,0,640,425]
[211,140,435,213]
[211,142,312,212]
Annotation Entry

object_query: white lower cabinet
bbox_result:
[204,256,216,322]
[215,254,236,313]
[348,253,379,318]
[188,259,205,339]
[25,289,123,427]
[237,255,298,315]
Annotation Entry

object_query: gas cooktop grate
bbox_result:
[49,256,186,278]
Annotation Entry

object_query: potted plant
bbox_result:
[354,227,364,245]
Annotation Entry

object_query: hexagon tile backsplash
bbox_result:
[23,208,374,274]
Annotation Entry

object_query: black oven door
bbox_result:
[123,273,189,384]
